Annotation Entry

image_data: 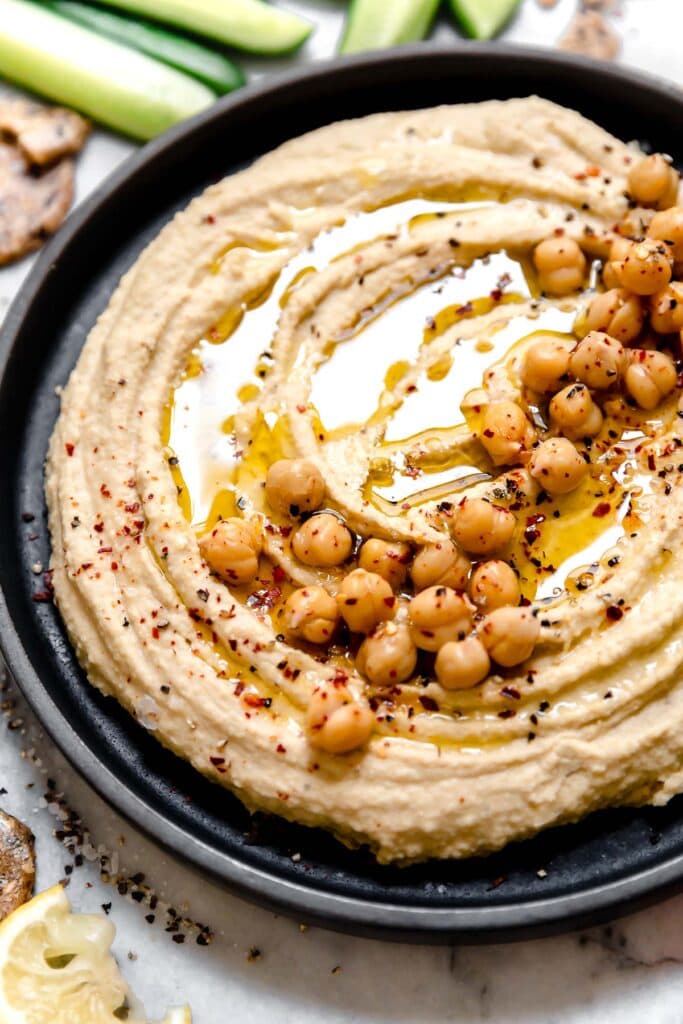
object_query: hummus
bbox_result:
[46,98,683,864]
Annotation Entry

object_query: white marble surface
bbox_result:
[3,1,683,1021]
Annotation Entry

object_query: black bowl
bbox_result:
[2,44,683,944]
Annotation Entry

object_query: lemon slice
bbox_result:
[0,885,191,1024]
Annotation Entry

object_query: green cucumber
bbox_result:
[97,0,312,54]
[0,0,215,139]
[42,0,244,95]
[340,0,441,54]
[448,0,521,39]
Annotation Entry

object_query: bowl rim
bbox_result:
[2,41,683,942]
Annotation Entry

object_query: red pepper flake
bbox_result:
[606,605,623,621]
[498,708,516,719]
[500,685,521,700]
[97,546,113,554]
[209,756,226,773]
[296,404,307,414]
[488,875,507,890]
[418,695,439,712]
[272,565,286,584]
[124,502,140,514]
[246,586,281,611]
[32,590,53,603]
[204,214,215,224]
[276,743,286,754]
[93,522,104,533]
[243,694,271,708]
[592,502,611,518]
[234,681,245,696]
[110,562,119,571]
[99,484,111,498]
[647,452,657,471]
[65,443,75,456]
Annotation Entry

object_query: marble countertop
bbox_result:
[3,1,683,1020]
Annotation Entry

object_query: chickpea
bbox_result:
[358,538,411,589]
[503,466,540,503]
[410,539,470,592]
[611,238,673,295]
[477,606,540,668]
[199,517,262,585]
[583,288,645,345]
[291,512,353,567]
[452,499,516,556]
[649,282,683,334]
[337,569,396,634]
[265,458,325,517]
[624,349,678,410]
[627,154,679,209]
[549,383,603,440]
[520,336,573,394]
[618,208,655,241]
[435,636,491,690]
[479,400,535,466]
[408,585,473,652]
[602,237,632,290]
[648,206,683,261]
[356,620,417,687]
[533,236,586,296]
[282,585,339,645]
[569,331,627,389]
[529,438,588,496]
[306,685,374,754]
[609,237,635,262]
[468,560,520,612]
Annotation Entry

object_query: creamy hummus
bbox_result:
[46,98,683,864]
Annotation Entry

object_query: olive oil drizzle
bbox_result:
[158,194,672,746]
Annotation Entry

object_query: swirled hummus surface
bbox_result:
[47,98,683,863]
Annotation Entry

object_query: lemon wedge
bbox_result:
[0,884,191,1024]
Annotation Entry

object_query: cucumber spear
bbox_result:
[340,0,441,54]
[42,0,244,95]
[448,0,522,39]
[98,0,312,54]
[0,0,215,140]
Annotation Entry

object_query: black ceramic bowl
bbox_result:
[2,45,683,944]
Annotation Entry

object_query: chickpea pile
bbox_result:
[518,158,682,490]
[193,457,546,752]
[194,155,681,756]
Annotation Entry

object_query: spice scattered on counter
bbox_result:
[1,677,215,949]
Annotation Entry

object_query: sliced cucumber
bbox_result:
[448,0,521,39]
[43,0,244,95]
[98,0,312,54]
[0,0,215,139]
[340,0,441,54]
